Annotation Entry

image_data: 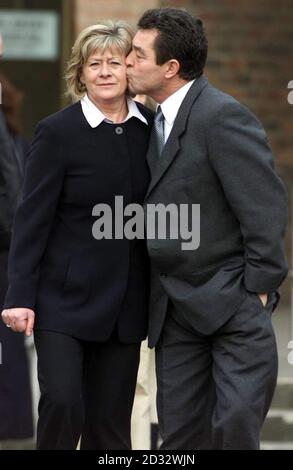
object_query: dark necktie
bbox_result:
[154,105,165,157]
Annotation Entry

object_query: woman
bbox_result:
[1,21,153,450]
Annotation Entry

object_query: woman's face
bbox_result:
[80,49,128,106]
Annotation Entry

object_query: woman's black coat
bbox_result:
[4,102,153,343]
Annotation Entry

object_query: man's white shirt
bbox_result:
[159,79,195,143]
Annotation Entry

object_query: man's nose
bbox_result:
[126,51,134,67]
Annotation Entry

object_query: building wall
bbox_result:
[74,0,158,32]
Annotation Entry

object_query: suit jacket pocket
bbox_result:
[189,257,245,286]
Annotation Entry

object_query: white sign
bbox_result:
[0,10,59,61]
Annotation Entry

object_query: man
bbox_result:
[126,8,288,450]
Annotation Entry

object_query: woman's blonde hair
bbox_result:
[65,20,133,101]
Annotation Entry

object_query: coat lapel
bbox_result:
[145,75,209,200]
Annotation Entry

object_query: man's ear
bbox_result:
[165,60,180,79]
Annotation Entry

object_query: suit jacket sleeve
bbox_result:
[207,100,288,293]
[4,120,66,309]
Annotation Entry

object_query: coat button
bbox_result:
[115,126,123,135]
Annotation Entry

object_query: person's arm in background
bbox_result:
[0,110,22,250]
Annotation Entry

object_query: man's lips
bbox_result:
[98,83,115,87]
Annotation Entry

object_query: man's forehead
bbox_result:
[133,29,158,48]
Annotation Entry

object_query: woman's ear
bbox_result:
[79,67,85,86]
[79,73,86,90]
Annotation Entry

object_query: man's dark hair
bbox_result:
[138,8,208,80]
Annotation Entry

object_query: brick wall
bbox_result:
[163,0,293,169]
[74,0,159,32]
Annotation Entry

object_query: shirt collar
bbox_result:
[80,94,148,128]
[159,80,195,126]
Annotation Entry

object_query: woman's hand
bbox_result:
[1,308,35,336]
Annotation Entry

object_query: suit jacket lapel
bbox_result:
[145,75,209,200]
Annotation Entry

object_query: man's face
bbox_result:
[126,29,167,100]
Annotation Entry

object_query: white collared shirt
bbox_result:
[80,94,148,128]
[159,80,195,143]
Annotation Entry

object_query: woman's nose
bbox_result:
[100,63,111,76]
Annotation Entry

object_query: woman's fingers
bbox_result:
[1,308,35,334]
[25,311,35,336]
[13,318,28,333]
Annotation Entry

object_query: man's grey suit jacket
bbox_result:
[145,76,288,348]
